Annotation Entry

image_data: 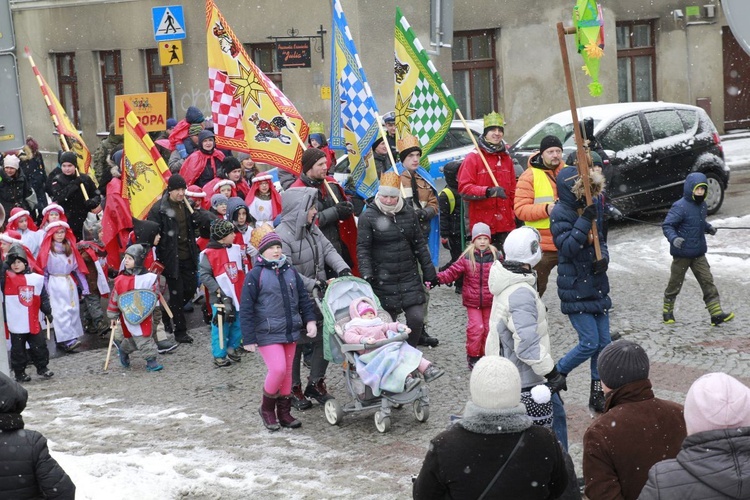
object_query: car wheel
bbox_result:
[703,172,725,215]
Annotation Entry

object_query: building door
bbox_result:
[723,28,750,130]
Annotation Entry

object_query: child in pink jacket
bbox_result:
[437,222,501,370]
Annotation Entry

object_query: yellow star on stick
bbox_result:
[395,89,416,138]
[229,62,265,108]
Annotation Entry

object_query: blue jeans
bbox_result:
[551,393,568,452]
[557,312,610,380]
[210,305,242,358]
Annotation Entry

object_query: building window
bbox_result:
[55,53,80,129]
[616,21,656,102]
[452,30,498,119]
[246,43,283,90]
[145,49,173,118]
[99,50,124,127]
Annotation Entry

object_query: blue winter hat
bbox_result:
[166,118,178,129]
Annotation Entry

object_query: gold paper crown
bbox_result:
[380,171,402,190]
[396,132,421,152]
[483,111,505,130]
[308,121,325,135]
[250,223,274,250]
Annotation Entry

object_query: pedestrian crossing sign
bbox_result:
[152,5,186,42]
[159,40,183,66]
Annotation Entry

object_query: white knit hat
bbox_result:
[470,356,521,410]
[503,227,542,267]
[684,372,750,435]
[3,154,20,169]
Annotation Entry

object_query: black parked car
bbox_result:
[508,102,730,215]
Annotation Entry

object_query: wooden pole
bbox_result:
[556,22,602,260]
[374,112,407,198]
[159,294,174,319]
[46,318,51,341]
[282,112,340,204]
[215,304,225,350]
[455,109,499,187]
[104,320,116,371]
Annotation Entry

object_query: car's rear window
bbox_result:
[676,109,699,133]
[644,110,686,140]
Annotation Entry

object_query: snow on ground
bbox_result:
[722,137,750,170]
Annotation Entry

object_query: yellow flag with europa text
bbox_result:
[25,47,92,176]
[206,0,308,174]
[121,101,170,219]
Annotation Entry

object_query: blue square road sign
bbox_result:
[152,5,186,42]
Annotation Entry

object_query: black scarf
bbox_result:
[0,413,24,431]
[478,135,506,155]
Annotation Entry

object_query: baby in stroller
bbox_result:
[342,297,444,395]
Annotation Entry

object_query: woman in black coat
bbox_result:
[0,372,75,499]
[356,172,437,347]
[46,151,101,240]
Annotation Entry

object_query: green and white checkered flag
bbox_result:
[394,7,457,166]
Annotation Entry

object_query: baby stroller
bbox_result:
[319,276,430,433]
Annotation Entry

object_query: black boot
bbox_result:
[707,301,735,326]
[258,392,280,431]
[276,396,302,429]
[467,355,481,371]
[304,377,334,404]
[418,327,439,347]
[589,379,605,414]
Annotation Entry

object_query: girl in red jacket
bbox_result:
[437,222,500,370]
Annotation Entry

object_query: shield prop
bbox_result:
[117,289,159,325]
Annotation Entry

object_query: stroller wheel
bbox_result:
[324,399,343,425]
[374,411,391,433]
[413,400,430,423]
[391,403,403,409]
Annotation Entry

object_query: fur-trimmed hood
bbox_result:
[556,165,605,210]
[458,401,533,435]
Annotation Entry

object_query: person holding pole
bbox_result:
[458,112,517,254]
[46,151,100,240]
[197,219,246,367]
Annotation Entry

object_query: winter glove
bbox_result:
[313,279,327,297]
[581,203,598,221]
[338,268,352,277]
[592,258,608,275]
[334,201,354,219]
[706,225,717,236]
[46,315,54,324]
[211,307,224,326]
[306,321,317,338]
[221,295,236,324]
[673,237,685,249]
[485,186,507,199]
[608,206,624,221]
[84,197,100,210]
[424,280,438,290]
[441,238,451,250]
[545,367,568,394]
[176,143,188,159]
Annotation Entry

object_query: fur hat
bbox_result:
[539,135,563,155]
[167,174,187,192]
[186,185,205,198]
[213,179,236,193]
[210,219,235,241]
[211,194,228,209]
[301,148,326,173]
[503,227,542,267]
[59,151,78,166]
[597,340,650,390]
[42,203,65,216]
[252,174,273,185]
[684,372,750,435]
[222,156,241,174]
[471,222,491,242]
[257,231,282,255]
[470,356,522,410]
[378,171,401,197]
[3,154,20,169]
[397,133,422,163]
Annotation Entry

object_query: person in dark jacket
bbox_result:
[413,355,568,499]
[0,371,75,499]
[0,154,36,218]
[18,136,49,220]
[241,228,317,431]
[639,372,750,500]
[147,174,199,344]
[662,172,733,326]
[550,165,611,414]
[371,136,390,178]
[583,340,685,500]
[438,160,464,293]
[46,151,101,240]
[357,171,437,347]
[92,122,123,188]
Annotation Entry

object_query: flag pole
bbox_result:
[374,112,407,198]
[26,49,90,200]
[455,109,499,187]
[282,112,340,204]
[557,22,601,260]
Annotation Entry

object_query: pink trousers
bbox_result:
[466,307,492,357]
[258,342,296,395]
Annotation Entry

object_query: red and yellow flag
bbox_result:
[206,0,308,174]
[121,101,171,219]
[25,47,91,176]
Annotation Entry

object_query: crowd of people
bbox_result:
[0,106,745,499]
